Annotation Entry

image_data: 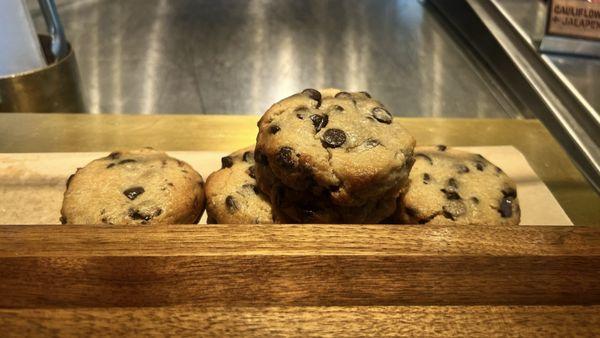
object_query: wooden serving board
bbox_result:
[0,224,599,336]
[0,146,572,225]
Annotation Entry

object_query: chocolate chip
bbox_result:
[302,88,322,107]
[322,129,346,148]
[448,178,458,188]
[496,166,503,174]
[441,178,460,199]
[437,145,447,151]
[296,113,305,120]
[335,91,352,99]
[310,114,329,132]
[66,174,75,188]
[221,156,234,169]
[108,152,121,160]
[106,163,116,169]
[247,166,256,179]
[372,107,392,124]
[243,151,254,163]
[502,188,517,198]
[302,88,321,101]
[167,182,174,187]
[475,162,485,171]
[128,208,160,224]
[118,159,137,165]
[360,91,371,98]
[500,197,514,217]
[471,197,480,204]
[255,150,269,165]
[442,210,455,220]
[128,208,152,222]
[415,153,433,165]
[225,195,238,213]
[269,125,281,134]
[276,146,296,169]
[123,186,145,200]
[441,188,461,200]
[423,173,431,184]
[457,165,470,173]
[59,216,67,224]
[364,139,380,149]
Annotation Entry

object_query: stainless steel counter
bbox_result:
[29,0,519,117]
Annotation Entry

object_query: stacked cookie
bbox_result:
[206,88,521,225]
[207,89,415,223]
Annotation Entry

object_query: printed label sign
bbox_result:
[547,0,600,40]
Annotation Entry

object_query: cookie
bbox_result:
[255,160,398,223]
[60,148,205,225]
[391,146,520,225]
[205,146,283,224]
[255,88,415,207]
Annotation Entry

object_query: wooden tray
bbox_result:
[0,224,599,335]
[0,146,572,225]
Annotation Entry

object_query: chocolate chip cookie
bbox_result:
[255,159,398,223]
[205,146,283,224]
[391,146,520,225]
[60,148,205,225]
[255,88,416,208]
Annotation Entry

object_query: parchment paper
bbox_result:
[0,146,572,225]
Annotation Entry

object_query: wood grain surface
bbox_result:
[1,225,598,309]
[2,306,599,337]
[1,224,597,257]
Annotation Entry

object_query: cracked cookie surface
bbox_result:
[255,88,416,208]
[391,146,520,225]
[205,146,284,224]
[61,148,205,225]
